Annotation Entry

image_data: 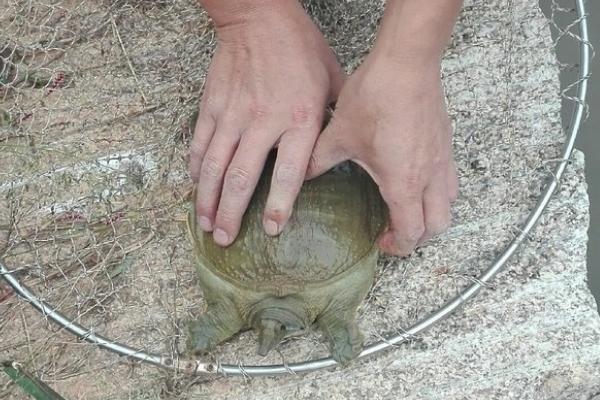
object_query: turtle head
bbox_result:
[251,297,309,356]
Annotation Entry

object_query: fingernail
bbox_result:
[213,228,230,246]
[264,219,279,236]
[198,216,213,232]
[416,235,430,247]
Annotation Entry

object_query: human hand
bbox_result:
[189,0,344,246]
[307,51,458,256]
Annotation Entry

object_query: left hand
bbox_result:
[188,1,344,246]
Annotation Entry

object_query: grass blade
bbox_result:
[2,361,67,400]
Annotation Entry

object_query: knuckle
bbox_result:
[249,102,270,120]
[225,166,251,193]
[219,110,243,128]
[381,185,415,205]
[199,96,216,113]
[195,196,213,216]
[216,206,236,226]
[292,107,309,124]
[201,155,224,179]
[189,139,206,157]
[403,172,423,189]
[291,103,318,126]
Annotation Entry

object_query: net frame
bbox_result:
[0,0,592,378]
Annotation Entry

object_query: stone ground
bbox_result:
[0,0,599,399]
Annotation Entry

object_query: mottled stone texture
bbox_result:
[0,0,598,399]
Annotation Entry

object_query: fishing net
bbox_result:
[0,0,593,398]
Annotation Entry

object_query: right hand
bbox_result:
[307,50,458,256]
[189,0,344,247]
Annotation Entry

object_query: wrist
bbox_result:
[198,0,301,31]
[372,0,461,69]
[358,48,444,101]
[371,38,443,74]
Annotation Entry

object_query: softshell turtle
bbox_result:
[186,153,386,364]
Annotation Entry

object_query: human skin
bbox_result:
[307,0,462,255]
[189,0,461,255]
[189,0,344,246]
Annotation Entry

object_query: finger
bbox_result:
[189,112,216,182]
[419,172,451,245]
[195,127,240,233]
[377,189,425,256]
[305,118,348,180]
[212,131,273,246]
[263,129,318,236]
[447,159,459,202]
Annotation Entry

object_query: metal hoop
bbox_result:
[0,0,591,377]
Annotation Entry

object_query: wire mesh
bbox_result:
[0,0,592,396]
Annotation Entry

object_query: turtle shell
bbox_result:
[190,152,386,291]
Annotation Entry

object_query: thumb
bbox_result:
[306,119,348,180]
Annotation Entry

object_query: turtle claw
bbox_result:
[187,318,220,354]
[186,304,243,354]
[318,313,363,365]
[329,322,363,365]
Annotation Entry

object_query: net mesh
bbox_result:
[0,0,591,398]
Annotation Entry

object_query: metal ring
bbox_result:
[0,0,591,377]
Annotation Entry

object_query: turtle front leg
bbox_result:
[317,309,363,365]
[187,299,243,354]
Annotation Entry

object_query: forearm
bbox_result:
[374,0,463,65]
[198,0,301,29]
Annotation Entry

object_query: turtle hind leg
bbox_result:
[187,299,243,355]
[317,310,363,365]
[313,252,375,365]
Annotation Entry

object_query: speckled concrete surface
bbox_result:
[539,0,600,305]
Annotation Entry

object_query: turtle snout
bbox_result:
[256,319,287,356]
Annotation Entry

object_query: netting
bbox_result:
[0,0,592,397]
